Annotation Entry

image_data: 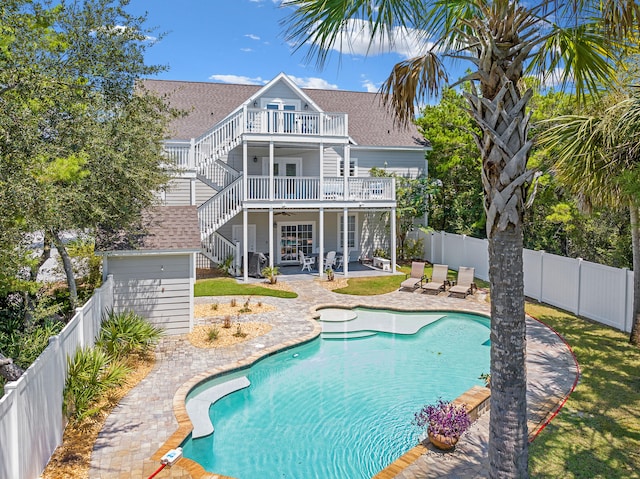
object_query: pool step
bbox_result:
[186,376,250,439]
[322,331,377,340]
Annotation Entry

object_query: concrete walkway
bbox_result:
[89,280,578,479]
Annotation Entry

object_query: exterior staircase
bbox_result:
[193,110,245,265]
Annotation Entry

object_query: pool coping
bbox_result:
[149,302,577,479]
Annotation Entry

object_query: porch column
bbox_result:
[319,142,324,201]
[319,208,325,278]
[243,208,249,282]
[390,206,397,273]
[269,140,274,201]
[269,208,274,268]
[343,144,350,198]
[243,140,248,201]
[343,207,349,277]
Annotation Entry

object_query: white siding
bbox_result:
[108,255,193,335]
[260,83,301,104]
[354,149,426,178]
[164,178,191,206]
[195,179,216,206]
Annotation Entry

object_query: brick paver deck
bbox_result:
[89,280,578,479]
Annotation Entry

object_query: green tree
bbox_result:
[284,1,632,476]
[539,91,640,345]
[1,0,173,311]
[370,167,433,260]
[416,88,484,236]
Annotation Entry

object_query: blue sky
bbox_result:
[126,0,443,92]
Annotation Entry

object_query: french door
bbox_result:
[277,222,315,264]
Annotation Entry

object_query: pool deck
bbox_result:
[89,279,579,479]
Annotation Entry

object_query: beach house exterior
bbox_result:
[145,73,428,281]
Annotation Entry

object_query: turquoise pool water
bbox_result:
[183,309,490,479]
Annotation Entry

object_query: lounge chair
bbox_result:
[448,267,477,298]
[325,251,337,269]
[400,261,426,291]
[422,264,450,294]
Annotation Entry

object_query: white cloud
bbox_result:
[362,79,380,93]
[321,19,432,58]
[240,48,253,52]
[208,74,267,85]
[245,34,260,41]
[289,76,339,90]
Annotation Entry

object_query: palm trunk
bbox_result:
[488,226,529,477]
[629,204,640,345]
[51,230,78,311]
[466,76,533,478]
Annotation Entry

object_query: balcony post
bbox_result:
[189,138,195,169]
[242,140,248,201]
[319,142,324,201]
[269,141,274,201]
[391,206,397,273]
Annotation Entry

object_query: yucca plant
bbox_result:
[96,309,163,360]
[63,347,130,421]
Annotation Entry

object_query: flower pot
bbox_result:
[428,430,459,451]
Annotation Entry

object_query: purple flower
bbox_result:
[414,398,471,438]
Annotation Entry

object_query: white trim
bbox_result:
[351,145,429,152]
[100,249,200,257]
[275,220,317,264]
[338,212,359,250]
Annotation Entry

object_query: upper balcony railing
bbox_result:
[246,176,395,202]
[245,109,348,137]
[163,140,192,169]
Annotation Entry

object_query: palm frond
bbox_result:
[380,52,448,127]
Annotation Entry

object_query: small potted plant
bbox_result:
[414,399,471,451]
[325,267,334,281]
[261,266,280,284]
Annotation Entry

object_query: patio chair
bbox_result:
[422,264,450,294]
[325,250,337,269]
[399,261,426,291]
[448,266,477,298]
[299,250,315,272]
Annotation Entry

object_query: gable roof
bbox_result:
[97,206,201,254]
[141,78,427,148]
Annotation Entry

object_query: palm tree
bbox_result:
[539,92,640,346]
[283,1,634,477]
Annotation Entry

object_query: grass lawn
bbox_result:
[526,303,640,479]
[194,278,297,298]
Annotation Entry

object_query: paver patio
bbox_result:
[89,278,578,479]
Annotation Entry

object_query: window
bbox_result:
[339,158,357,177]
[338,215,357,249]
[279,222,315,263]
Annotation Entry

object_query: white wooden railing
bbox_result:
[163,140,192,169]
[194,109,244,168]
[197,158,240,190]
[198,177,243,238]
[245,176,394,201]
[201,231,237,265]
[245,109,347,136]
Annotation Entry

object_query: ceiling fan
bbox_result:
[274,211,293,216]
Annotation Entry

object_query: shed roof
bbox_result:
[97,206,200,254]
[141,79,427,148]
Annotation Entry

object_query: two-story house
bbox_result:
[145,73,428,282]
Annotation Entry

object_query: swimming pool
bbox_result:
[182,308,490,478]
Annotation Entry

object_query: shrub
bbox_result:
[223,315,232,328]
[63,347,130,421]
[414,399,471,438]
[96,309,163,360]
[233,323,247,338]
[207,326,219,342]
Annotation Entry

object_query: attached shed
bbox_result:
[98,206,201,335]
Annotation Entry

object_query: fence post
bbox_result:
[4,381,20,479]
[576,258,583,317]
[75,307,84,348]
[623,267,630,332]
[538,251,545,303]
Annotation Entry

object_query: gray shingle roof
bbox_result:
[141,79,427,148]
[97,206,201,253]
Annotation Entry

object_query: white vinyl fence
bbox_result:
[412,230,634,333]
[0,276,114,479]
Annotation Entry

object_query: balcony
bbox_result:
[245,109,347,137]
[245,176,395,202]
